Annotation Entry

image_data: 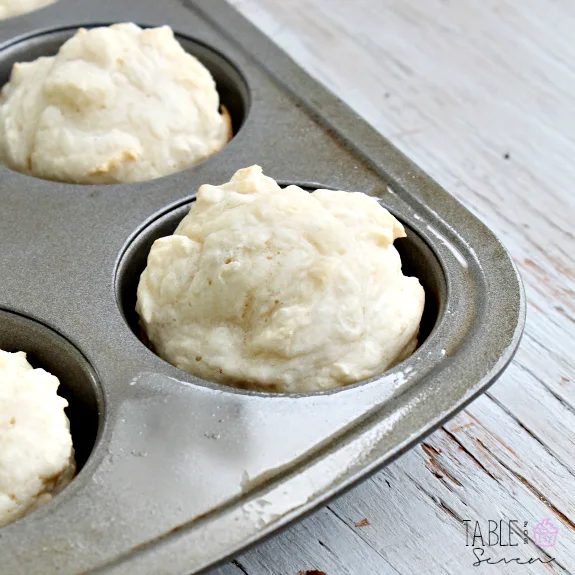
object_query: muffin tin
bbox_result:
[0,0,525,573]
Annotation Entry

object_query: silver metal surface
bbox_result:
[0,1,525,573]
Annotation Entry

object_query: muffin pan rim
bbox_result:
[0,0,525,573]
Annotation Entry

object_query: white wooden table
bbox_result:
[210,1,575,573]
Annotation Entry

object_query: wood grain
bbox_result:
[208,0,575,573]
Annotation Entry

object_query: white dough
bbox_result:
[137,165,425,392]
[0,0,55,20]
[0,349,75,527]
[0,23,230,183]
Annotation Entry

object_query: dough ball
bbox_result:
[137,165,425,393]
[0,350,75,527]
[0,23,230,184]
[0,0,55,20]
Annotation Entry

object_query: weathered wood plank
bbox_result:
[323,397,572,571]
[207,562,247,575]
[233,506,399,575]
[487,366,575,474]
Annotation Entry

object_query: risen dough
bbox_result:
[137,166,425,392]
[0,23,230,183]
[0,350,75,527]
[0,0,55,20]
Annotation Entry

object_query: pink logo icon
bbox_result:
[533,519,559,547]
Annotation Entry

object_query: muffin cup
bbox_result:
[0,310,102,472]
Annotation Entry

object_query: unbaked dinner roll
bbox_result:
[0,23,231,183]
[0,0,55,20]
[0,350,75,527]
[136,166,425,393]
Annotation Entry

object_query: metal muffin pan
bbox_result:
[0,0,525,573]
